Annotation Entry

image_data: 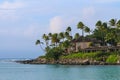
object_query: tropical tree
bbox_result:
[109,19,120,45]
[45,47,63,60]
[109,19,117,27]
[42,34,49,47]
[95,20,102,29]
[77,21,85,37]
[35,40,44,51]
[64,32,69,39]
[95,20,108,45]
[105,30,117,46]
[59,32,65,42]
[67,36,73,41]
[62,40,71,50]
[74,33,80,39]
[116,20,120,28]
[66,26,72,36]
[84,26,90,34]
[48,33,52,38]
[51,33,60,47]
[115,20,120,43]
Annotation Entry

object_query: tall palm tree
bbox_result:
[66,26,72,36]
[95,20,106,45]
[77,21,85,37]
[51,33,60,47]
[116,20,120,29]
[109,19,117,27]
[48,33,52,38]
[95,20,102,29]
[84,26,90,34]
[64,32,70,40]
[35,40,44,51]
[74,33,80,39]
[116,20,120,43]
[67,36,73,41]
[109,19,119,45]
[59,32,65,42]
[42,34,49,47]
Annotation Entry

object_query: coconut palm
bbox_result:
[48,33,52,38]
[109,19,120,44]
[59,32,65,42]
[64,32,70,40]
[95,20,102,29]
[35,40,44,51]
[109,19,117,27]
[51,33,60,47]
[116,20,120,43]
[77,21,85,37]
[74,33,80,39]
[84,26,90,34]
[95,20,106,45]
[116,20,120,29]
[42,34,49,47]
[66,26,72,36]
[67,36,73,41]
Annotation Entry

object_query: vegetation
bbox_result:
[61,52,107,60]
[36,19,120,63]
[106,55,119,63]
[46,47,63,60]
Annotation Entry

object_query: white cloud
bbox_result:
[49,16,80,33]
[49,16,64,33]
[0,1,24,9]
[0,1,25,21]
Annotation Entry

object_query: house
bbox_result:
[65,36,120,54]
[67,37,102,53]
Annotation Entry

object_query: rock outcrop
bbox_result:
[16,58,113,65]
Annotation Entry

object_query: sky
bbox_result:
[0,0,120,58]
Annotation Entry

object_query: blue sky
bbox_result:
[0,0,120,58]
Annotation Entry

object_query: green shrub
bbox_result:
[61,52,119,62]
[61,52,105,59]
[46,47,63,60]
[38,56,46,58]
[106,55,119,63]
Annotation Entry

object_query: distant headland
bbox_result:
[17,19,120,65]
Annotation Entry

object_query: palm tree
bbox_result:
[42,34,49,47]
[109,19,117,27]
[51,33,60,47]
[116,20,120,29]
[64,32,70,40]
[116,20,120,43]
[84,26,90,34]
[48,33,52,38]
[77,21,85,37]
[67,36,73,41]
[59,32,65,42]
[95,20,106,46]
[109,19,120,45]
[66,26,72,36]
[74,33,80,39]
[95,20,102,29]
[35,40,44,51]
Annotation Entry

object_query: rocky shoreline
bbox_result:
[16,58,120,65]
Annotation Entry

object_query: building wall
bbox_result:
[76,42,91,52]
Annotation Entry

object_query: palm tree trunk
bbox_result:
[82,30,84,37]
[40,44,44,51]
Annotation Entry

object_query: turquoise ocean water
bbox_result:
[0,59,120,80]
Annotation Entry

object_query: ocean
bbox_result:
[0,59,120,80]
